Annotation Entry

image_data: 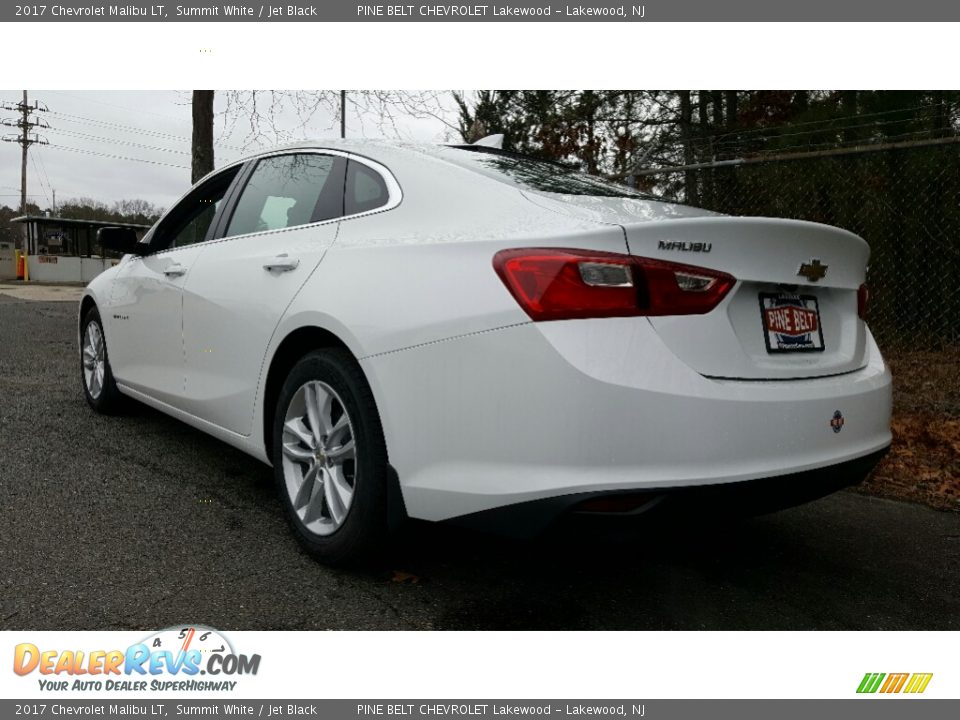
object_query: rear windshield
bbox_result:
[442,146,656,199]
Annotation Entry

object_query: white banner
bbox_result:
[2,631,953,700]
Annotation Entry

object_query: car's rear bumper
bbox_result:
[362,317,892,523]
[446,446,889,537]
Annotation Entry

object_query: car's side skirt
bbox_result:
[116,382,271,465]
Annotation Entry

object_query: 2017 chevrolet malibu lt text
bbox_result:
[80,139,892,564]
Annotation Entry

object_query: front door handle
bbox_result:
[163,264,187,277]
[263,254,300,272]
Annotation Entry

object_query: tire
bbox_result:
[80,306,123,414]
[272,348,389,565]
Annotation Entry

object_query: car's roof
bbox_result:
[213,139,681,210]
[204,139,466,185]
[237,138,440,161]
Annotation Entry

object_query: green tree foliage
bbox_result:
[453,90,959,177]
[0,198,163,248]
[0,202,40,246]
[454,90,661,176]
[52,197,164,225]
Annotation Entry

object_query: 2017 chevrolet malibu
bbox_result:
[81,139,892,564]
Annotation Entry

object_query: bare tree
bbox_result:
[189,90,455,181]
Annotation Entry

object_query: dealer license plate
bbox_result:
[759,293,825,353]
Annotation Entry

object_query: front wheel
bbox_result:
[80,306,123,413]
[272,348,389,565]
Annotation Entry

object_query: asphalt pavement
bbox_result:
[1,294,958,630]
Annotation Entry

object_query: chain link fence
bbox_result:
[640,137,960,415]
[642,139,960,350]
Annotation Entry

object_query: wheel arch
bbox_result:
[79,293,98,337]
[260,322,406,532]
[262,325,358,460]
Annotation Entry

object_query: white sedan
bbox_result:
[81,139,892,564]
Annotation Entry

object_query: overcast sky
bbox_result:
[0,90,460,213]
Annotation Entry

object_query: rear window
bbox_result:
[345,160,390,215]
[442,146,656,199]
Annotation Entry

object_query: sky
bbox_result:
[0,90,460,213]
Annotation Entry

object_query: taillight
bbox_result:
[493,248,735,322]
[857,283,869,320]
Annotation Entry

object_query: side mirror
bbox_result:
[98,227,145,256]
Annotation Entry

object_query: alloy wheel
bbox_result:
[82,322,106,400]
[280,380,358,536]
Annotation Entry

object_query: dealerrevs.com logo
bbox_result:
[13,626,261,692]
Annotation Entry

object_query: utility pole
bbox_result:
[340,90,346,139]
[2,91,49,254]
[20,91,28,234]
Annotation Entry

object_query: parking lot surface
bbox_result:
[1,295,959,630]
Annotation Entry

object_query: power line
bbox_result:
[712,102,948,141]
[47,110,197,142]
[632,135,960,177]
[43,90,193,125]
[46,126,194,156]
[714,109,948,150]
[30,152,51,206]
[34,148,55,204]
[734,128,949,159]
[653,108,954,159]
[47,143,190,170]
[46,108,247,152]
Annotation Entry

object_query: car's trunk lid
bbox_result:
[523,192,871,380]
[628,215,870,380]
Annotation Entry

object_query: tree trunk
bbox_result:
[191,90,215,184]
[724,90,738,130]
[841,90,858,145]
[794,90,809,114]
[932,90,948,138]
[720,91,740,213]
[698,91,713,206]
[698,90,710,141]
[679,91,697,204]
[711,91,723,129]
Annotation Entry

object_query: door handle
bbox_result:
[263,254,300,272]
[163,264,187,277]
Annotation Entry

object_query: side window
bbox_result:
[224,153,345,238]
[345,160,389,216]
[151,165,242,252]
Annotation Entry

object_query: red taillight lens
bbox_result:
[493,248,735,322]
[857,283,869,320]
[633,257,736,316]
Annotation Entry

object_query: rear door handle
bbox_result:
[263,254,300,272]
[163,264,187,277]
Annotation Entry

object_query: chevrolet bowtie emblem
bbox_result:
[798,258,828,282]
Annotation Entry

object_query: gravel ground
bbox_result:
[1,296,959,631]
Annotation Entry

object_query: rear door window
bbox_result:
[225,153,345,238]
[345,160,390,216]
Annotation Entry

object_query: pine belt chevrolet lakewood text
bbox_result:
[80,138,892,564]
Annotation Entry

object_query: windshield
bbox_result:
[442,146,658,199]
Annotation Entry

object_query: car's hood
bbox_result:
[521,190,720,226]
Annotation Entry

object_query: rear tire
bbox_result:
[80,306,123,414]
[272,348,389,566]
